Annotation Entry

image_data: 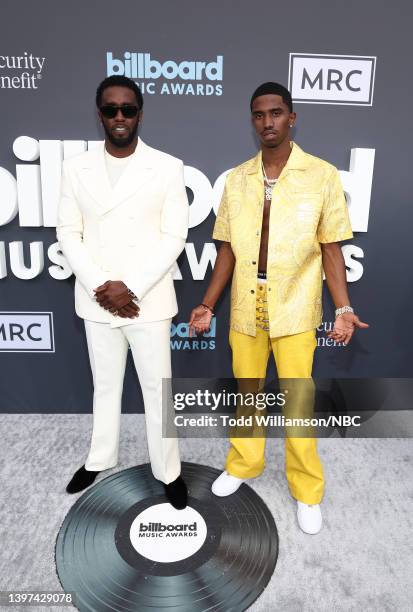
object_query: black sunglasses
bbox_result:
[99,104,139,119]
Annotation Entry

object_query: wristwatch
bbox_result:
[127,288,138,302]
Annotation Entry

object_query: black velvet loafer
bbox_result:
[163,475,188,509]
[66,465,99,494]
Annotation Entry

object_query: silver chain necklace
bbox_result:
[262,162,277,201]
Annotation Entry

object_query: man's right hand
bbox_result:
[116,301,140,318]
[94,280,140,318]
[188,242,235,336]
[189,305,213,336]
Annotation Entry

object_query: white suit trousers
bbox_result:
[83,318,180,484]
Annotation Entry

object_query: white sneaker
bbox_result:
[211,471,247,496]
[296,501,322,534]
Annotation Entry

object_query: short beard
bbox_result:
[104,122,139,149]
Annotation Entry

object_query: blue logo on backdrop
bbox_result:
[106,52,223,96]
[171,319,216,351]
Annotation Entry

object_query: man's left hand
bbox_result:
[327,312,369,345]
[94,280,133,311]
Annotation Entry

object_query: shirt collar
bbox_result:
[247,141,310,175]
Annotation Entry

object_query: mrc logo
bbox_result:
[289,53,376,106]
[0,312,54,352]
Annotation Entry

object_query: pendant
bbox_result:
[265,186,272,201]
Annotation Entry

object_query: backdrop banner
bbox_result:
[0,0,411,413]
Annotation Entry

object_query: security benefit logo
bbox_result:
[0,52,46,90]
[316,321,344,349]
[130,504,207,563]
[289,53,376,106]
[171,318,216,351]
[0,312,54,352]
[106,51,223,96]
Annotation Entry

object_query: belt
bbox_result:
[256,275,269,331]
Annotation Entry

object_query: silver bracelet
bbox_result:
[335,305,354,317]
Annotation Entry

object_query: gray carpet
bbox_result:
[1,414,412,612]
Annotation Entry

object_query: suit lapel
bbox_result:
[77,139,155,215]
[107,139,154,214]
[77,144,112,213]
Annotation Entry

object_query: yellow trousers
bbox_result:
[226,283,324,504]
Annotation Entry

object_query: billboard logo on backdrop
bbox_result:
[0,53,46,90]
[0,312,54,352]
[289,53,376,106]
[0,137,373,283]
[171,318,216,350]
[106,52,223,96]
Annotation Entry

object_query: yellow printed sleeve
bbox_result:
[212,182,231,242]
[317,167,353,243]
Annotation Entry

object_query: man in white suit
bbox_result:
[57,75,189,509]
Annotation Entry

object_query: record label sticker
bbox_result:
[130,503,208,562]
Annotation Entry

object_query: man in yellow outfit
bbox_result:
[189,82,368,534]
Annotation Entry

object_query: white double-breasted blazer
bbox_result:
[57,138,189,326]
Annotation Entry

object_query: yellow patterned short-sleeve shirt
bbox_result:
[213,142,353,338]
